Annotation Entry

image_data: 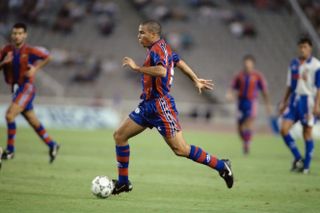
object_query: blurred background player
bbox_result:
[112,20,234,195]
[226,55,272,154]
[0,23,60,163]
[279,37,320,174]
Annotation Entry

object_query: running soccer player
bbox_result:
[111,20,234,195]
[279,37,320,174]
[0,23,60,163]
[226,55,271,154]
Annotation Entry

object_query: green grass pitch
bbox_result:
[0,127,319,213]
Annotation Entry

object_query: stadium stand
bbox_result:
[0,0,318,118]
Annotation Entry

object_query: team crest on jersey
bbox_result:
[21,54,28,58]
[301,69,309,81]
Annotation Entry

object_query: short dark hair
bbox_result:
[12,22,27,32]
[298,36,312,46]
[140,20,161,35]
[243,54,255,63]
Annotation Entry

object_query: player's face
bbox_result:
[11,28,27,47]
[243,59,255,72]
[138,25,156,47]
[298,43,312,60]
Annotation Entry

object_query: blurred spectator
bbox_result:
[166,30,194,50]
[97,14,114,36]
[53,2,74,33]
[71,57,102,83]
[299,0,320,36]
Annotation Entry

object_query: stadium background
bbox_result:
[0,0,320,213]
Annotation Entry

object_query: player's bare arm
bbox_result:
[0,51,13,69]
[25,56,51,78]
[279,86,291,114]
[314,89,320,117]
[176,60,213,94]
[122,56,166,77]
[261,90,272,115]
[225,89,235,102]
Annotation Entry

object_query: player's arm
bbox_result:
[261,90,272,115]
[279,68,293,115]
[313,69,320,117]
[0,51,13,69]
[122,57,166,77]
[25,56,51,77]
[258,74,272,115]
[226,75,239,102]
[279,86,291,115]
[175,59,213,93]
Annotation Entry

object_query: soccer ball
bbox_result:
[91,176,114,198]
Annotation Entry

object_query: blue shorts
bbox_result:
[12,83,36,111]
[129,94,181,138]
[283,95,316,126]
[238,99,256,124]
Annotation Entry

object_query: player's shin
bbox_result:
[187,145,225,171]
[304,140,314,170]
[35,123,55,148]
[6,121,16,152]
[282,134,302,160]
[116,145,130,184]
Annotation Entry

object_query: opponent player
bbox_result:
[279,37,320,174]
[111,20,234,195]
[0,23,60,163]
[226,55,271,154]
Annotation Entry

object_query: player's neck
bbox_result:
[148,37,161,48]
[14,42,25,49]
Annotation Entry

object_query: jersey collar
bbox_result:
[148,38,163,50]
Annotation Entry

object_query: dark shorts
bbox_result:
[129,94,181,138]
[238,99,256,124]
[12,83,35,111]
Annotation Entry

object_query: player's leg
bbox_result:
[239,117,254,155]
[280,119,303,171]
[2,103,24,159]
[21,109,60,163]
[302,125,314,174]
[164,131,233,188]
[112,117,146,194]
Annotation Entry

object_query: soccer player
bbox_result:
[0,23,60,163]
[226,55,271,154]
[279,37,320,174]
[111,20,234,195]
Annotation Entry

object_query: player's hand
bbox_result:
[225,90,234,102]
[122,57,140,71]
[313,106,320,118]
[25,64,37,77]
[278,101,287,115]
[195,78,214,94]
[2,51,13,64]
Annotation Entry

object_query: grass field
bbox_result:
[0,127,319,213]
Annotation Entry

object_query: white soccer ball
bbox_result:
[91,176,114,198]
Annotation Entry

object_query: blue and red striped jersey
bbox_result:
[0,44,49,85]
[231,70,267,100]
[140,39,176,100]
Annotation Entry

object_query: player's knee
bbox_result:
[171,145,189,157]
[280,126,289,136]
[113,130,126,145]
[5,111,15,122]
